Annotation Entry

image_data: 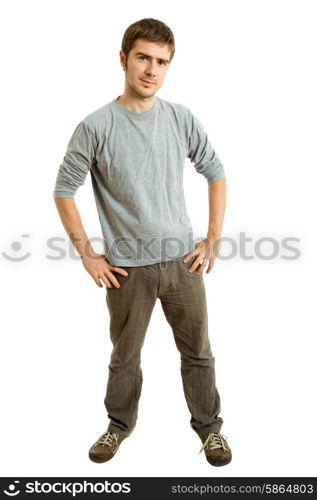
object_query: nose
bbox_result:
[145,60,157,77]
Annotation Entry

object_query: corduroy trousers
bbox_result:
[104,254,223,438]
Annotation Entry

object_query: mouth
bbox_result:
[141,79,156,86]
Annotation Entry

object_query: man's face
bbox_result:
[120,38,171,98]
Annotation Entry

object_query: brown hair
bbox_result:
[121,18,175,63]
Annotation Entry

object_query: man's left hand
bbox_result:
[183,237,221,274]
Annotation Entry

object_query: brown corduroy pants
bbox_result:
[104,254,223,438]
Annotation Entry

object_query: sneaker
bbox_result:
[88,431,127,463]
[199,432,232,466]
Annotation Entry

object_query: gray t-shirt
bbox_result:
[53,96,226,266]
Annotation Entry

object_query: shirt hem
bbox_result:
[107,247,195,267]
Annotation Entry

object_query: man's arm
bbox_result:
[54,198,128,288]
[206,178,226,271]
[183,178,226,274]
[54,198,98,260]
[184,108,227,274]
[207,178,226,241]
[53,120,128,288]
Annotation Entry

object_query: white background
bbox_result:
[1,0,316,478]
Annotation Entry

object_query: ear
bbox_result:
[119,49,126,70]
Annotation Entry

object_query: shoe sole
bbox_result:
[88,452,116,463]
[208,453,232,467]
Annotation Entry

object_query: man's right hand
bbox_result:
[81,253,128,288]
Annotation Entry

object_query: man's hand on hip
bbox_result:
[81,253,128,288]
[183,237,221,275]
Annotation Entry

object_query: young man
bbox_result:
[53,18,231,467]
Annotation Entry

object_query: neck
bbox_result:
[117,92,156,114]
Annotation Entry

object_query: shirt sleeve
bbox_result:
[187,111,226,184]
[53,120,97,198]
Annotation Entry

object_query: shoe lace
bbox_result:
[96,431,119,449]
[199,432,230,455]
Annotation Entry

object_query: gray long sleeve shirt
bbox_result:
[53,96,226,266]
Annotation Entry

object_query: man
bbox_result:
[53,17,231,467]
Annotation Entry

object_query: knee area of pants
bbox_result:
[109,358,141,371]
[181,354,214,368]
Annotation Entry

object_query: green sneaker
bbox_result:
[89,431,128,463]
[199,432,232,466]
